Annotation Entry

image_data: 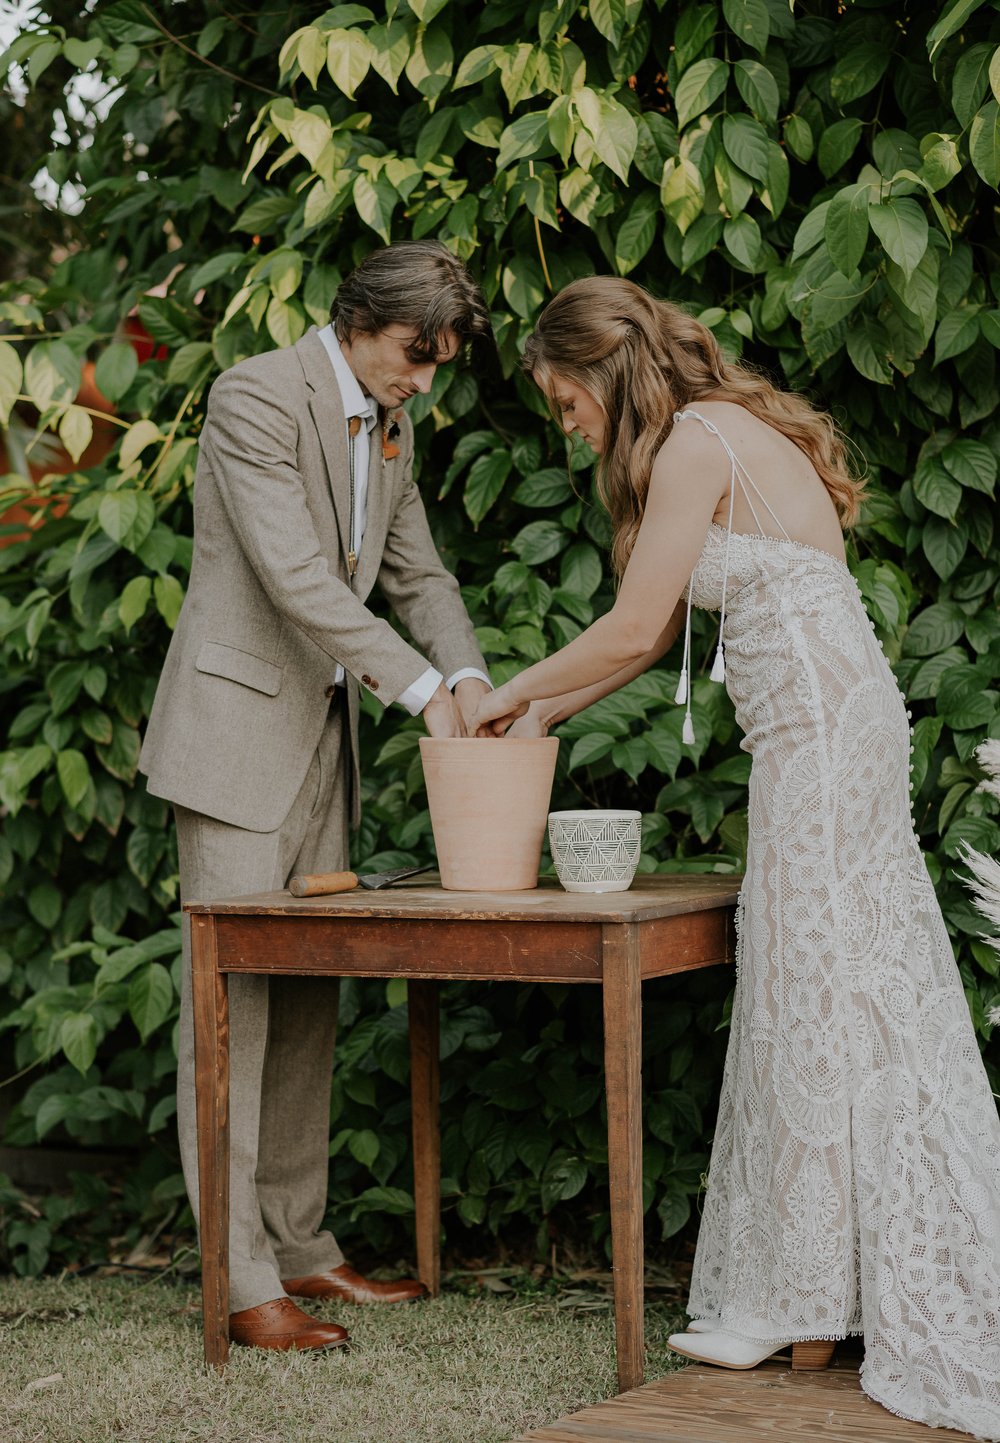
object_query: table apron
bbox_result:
[208,910,734,982]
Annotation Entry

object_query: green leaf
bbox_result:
[353,172,397,243]
[119,575,152,633]
[674,58,729,129]
[369,17,415,92]
[57,750,90,810]
[733,59,779,122]
[615,191,659,274]
[464,451,512,525]
[660,156,704,236]
[589,0,628,48]
[453,43,499,88]
[513,469,573,508]
[935,308,982,365]
[540,1151,588,1210]
[723,213,761,269]
[119,419,161,469]
[846,317,892,385]
[970,100,1000,188]
[97,718,141,784]
[817,118,863,179]
[721,0,769,53]
[24,340,79,411]
[574,88,637,181]
[98,490,155,551]
[348,1128,380,1167]
[511,520,567,565]
[126,825,166,886]
[59,405,93,464]
[913,458,962,519]
[61,1013,97,1076]
[784,114,813,163]
[0,339,21,424]
[829,43,890,105]
[325,28,372,98]
[94,342,138,404]
[868,198,927,279]
[128,963,174,1041]
[502,256,546,319]
[496,111,550,170]
[941,439,997,495]
[560,542,603,598]
[952,42,994,127]
[28,881,61,928]
[153,574,185,629]
[404,22,453,100]
[825,183,870,277]
[902,601,967,656]
[721,114,770,182]
[63,37,103,69]
[927,0,990,61]
[922,517,967,580]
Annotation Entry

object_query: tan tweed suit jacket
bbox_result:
[140,326,487,831]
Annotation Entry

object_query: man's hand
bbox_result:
[422,681,468,737]
[452,677,492,735]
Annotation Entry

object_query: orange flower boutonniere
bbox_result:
[381,410,402,462]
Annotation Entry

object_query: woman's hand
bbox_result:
[506,702,551,739]
[471,683,529,736]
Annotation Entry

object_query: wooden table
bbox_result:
[187,874,739,1389]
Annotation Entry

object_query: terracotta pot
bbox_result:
[419,737,559,891]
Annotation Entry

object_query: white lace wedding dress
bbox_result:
[674,410,1000,1440]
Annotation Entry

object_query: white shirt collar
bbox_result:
[317,323,377,432]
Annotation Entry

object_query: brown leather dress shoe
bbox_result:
[228,1296,349,1351]
[282,1263,427,1305]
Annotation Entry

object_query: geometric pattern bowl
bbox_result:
[547,809,642,893]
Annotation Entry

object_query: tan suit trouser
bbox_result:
[175,702,349,1312]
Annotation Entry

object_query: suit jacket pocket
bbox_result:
[195,641,283,696]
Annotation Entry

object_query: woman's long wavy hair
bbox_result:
[522,277,865,578]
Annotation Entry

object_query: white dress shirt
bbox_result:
[317,324,490,714]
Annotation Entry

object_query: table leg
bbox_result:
[191,915,230,1370]
[408,979,441,1297]
[602,922,644,1394]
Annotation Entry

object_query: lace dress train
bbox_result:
[674,410,1000,1440]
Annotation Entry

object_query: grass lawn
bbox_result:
[0,1272,688,1443]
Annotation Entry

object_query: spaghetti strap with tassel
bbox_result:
[672,408,788,744]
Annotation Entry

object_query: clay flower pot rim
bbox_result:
[418,737,558,745]
[548,808,641,820]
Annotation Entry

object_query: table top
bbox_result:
[185,872,741,925]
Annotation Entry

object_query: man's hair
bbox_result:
[331,241,491,360]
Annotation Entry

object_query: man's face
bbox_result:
[341,326,461,409]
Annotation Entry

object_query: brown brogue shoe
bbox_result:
[282,1263,427,1305]
[228,1296,349,1351]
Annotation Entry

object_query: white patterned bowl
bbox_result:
[547,810,642,894]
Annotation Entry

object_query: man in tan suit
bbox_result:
[140,242,493,1350]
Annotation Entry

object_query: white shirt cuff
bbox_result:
[445,668,492,690]
[397,666,443,716]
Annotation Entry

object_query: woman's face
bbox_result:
[543,370,607,453]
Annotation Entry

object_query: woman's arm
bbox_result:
[507,603,685,737]
[475,427,727,734]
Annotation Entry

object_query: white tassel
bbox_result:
[710,647,726,684]
[674,670,688,705]
[682,714,695,745]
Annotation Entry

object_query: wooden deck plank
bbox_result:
[509,1362,979,1443]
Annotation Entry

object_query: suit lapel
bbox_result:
[296,328,352,568]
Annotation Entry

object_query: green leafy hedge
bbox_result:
[1,0,998,1275]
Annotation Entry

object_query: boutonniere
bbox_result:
[381,410,402,462]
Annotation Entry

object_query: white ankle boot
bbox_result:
[667,1329,836,1371]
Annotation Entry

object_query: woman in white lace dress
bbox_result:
[471,276,1000,1440]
